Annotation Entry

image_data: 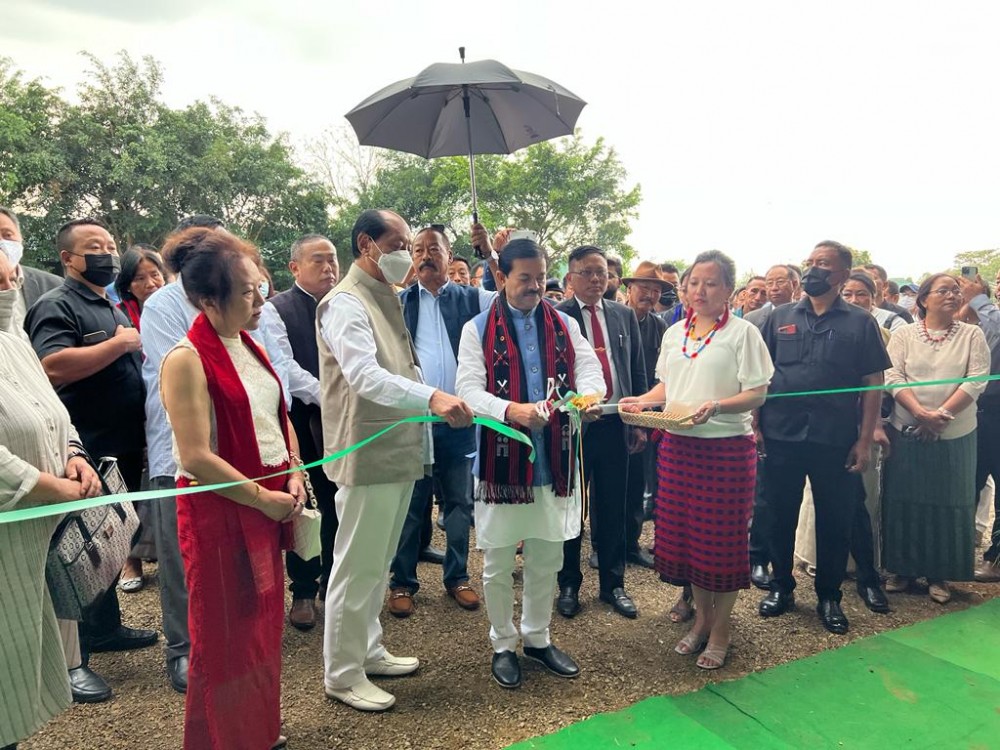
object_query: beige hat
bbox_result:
[622,260,674,289]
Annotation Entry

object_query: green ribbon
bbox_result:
[764,372,1000,399]
[0,416,533,525]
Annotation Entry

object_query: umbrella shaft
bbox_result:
[464,87,478,218]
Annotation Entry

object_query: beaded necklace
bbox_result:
[917,319,959,351]
[682,307,729,359]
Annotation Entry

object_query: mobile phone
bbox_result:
[962,266,978,280]
[82,330,109,345]
[509,229,537,243]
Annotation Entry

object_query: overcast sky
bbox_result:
[5,0,999,279]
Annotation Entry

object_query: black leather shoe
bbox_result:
[556,586,581,618]
[435,512,446,531]
[599,587,638,619]
[167,655,189,694]
[817,599,849,634]
[626,549,655,569]
[523,644,580,679]
[418,545,445,565]
[750,564,773,590]
[758,590,795,617]
[89,625,159,653]
[857,584,890,614]
[69,665,112,703]
[491,650,521,689]
[588,551,599,569]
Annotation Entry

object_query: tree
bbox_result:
[952,248,1000,284]
[329,132,641,269]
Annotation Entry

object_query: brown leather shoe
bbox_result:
[288,598,317,631]
[388,588,415,618]
[447,584,481,610]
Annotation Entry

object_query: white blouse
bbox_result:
[655,315,774,438]
[169,335,289,478]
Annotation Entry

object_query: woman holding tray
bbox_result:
[620,250,773,669]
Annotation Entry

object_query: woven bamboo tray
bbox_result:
[618,404,697,430]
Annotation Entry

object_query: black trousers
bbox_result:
[559,417,629,594]
[78,449,144,664]
[850,490,880,588]
[286,409,338,600]
[975,406,1000,562]
[624,449,646,554]
[764,439,861,602]
[748,455,770,567]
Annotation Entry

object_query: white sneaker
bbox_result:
[325,677,396,712]
[365,652,419,677]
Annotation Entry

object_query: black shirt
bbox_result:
[25,277,146,456]
[760,296,890,447]
[636,311,668,387]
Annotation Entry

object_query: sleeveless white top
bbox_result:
[168,335,288,478]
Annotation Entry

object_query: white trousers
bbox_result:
[482,539,563,653]
[976,476,995,535]
[323,481,413,690]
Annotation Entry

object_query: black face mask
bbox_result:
[77,253,121,287]
[659,286,678,308]
[801,266,833,297]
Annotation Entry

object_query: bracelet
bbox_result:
[247,484,262,507]
[937,407,954,419]
[288,450,305,470]
[67,450,88,461]
[711,400,721,417]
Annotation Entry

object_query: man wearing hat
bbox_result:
[623,261,672,561]
[544,278,564,302]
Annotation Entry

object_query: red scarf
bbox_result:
[118,299,142,331]
[478,295,576,502]
[186,313,293,547]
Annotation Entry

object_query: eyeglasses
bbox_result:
[929,287,962,297]
[764,279,790,288]
[571,270,610,280]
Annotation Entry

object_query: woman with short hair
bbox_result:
[114,246,166,331]
[882,273,990,604]
[620,250,774,669]
[160,229,305,749]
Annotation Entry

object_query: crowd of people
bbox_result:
[2,203,999,749]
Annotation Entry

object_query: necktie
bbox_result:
[585,304,613,400]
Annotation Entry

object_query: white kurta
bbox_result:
[455,307,606,549]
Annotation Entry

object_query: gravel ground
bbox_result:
[23,520,1000,750]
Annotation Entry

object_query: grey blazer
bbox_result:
[21,265,63,308]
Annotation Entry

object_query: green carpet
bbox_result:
[509,599,1000,749]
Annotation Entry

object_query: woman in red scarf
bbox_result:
[114,245,166,331]
[160,229,305,750]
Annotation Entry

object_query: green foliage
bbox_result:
[952,248,1000,284]
[0,52,330,287]
[330,133,641,270]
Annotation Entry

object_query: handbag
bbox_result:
[291,466,322,560]
[45,455,140,620]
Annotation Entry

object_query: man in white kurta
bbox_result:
[455,240,605,689]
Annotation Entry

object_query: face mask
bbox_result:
[800,266,833,297]
[75,253,121,287]
[374,241,413,285]
[0,239,23,268]
[0,287,18,333]
[258,280,270,298]
[659,287,678,308]
[899,295,916,312]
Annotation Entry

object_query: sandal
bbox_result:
[696,642,730,670]
[928,580,951,604]
[884,574,911,593]
[674,630,708,655]
[118,576,144,594]
[668,588,694,624]
[271,735,288,749]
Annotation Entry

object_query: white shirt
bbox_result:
[655,315,774,438]
[259,292,321,406]
[574,297,621,403]
[142,278,293,478]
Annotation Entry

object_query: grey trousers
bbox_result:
[148,476,190,663]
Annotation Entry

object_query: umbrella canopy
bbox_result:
[345,59,586,159]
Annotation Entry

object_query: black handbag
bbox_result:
[45,455,139,620]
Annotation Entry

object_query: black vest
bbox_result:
[269,285,320,380]
[401,281,482,360]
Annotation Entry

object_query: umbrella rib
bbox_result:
[469,87,514,154]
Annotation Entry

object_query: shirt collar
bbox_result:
[64,275,108,302]
[575,297,603,313]
[293,282,317,301]
[418,279,450,298]
[794,295,851,315]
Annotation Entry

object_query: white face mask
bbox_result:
[899,295,916,312]
[0,287,19,333]
[0,239,23,268]
[373,240,413,285]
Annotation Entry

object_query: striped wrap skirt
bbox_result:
[654,431,757,592]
